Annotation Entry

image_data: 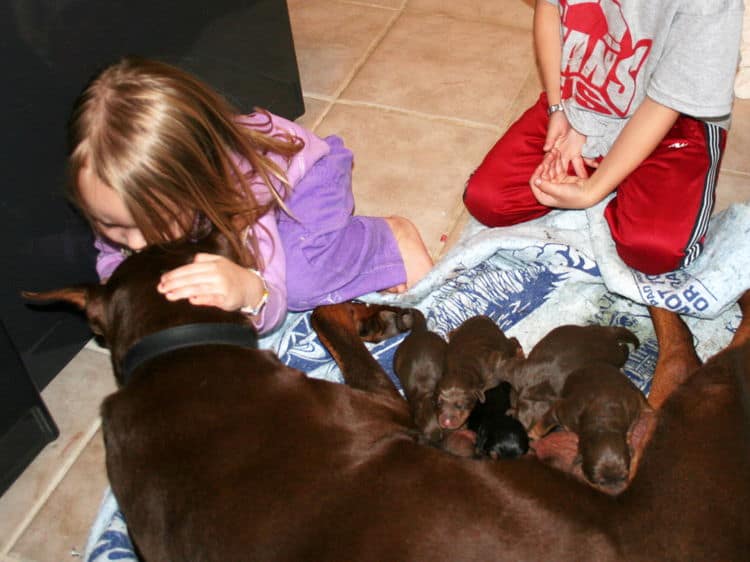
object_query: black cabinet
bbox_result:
[1,0,304,495]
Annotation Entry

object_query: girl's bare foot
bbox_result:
[384,216,433,288]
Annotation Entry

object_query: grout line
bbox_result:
[300,1,407,131]
[338,0,402,10]
[325,98,504,133]
[328,3,403,102]
[720,168,750,178]
[0,418,103,558]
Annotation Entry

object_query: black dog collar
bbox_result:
[121,323,258,384]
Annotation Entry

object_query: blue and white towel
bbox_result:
[85,200,749,562]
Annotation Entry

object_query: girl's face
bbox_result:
[78,166,190,251]
[78,166,148,251]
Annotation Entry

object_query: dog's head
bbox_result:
[578,430,631,491]
[435,386,482,430]
[23,231,252,384]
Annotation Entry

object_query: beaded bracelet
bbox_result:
[240,268,269,316]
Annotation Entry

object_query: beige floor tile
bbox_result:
[11,432,108,562]
[315,103,502,257]
[0,350,114,554]
[715,170,750,215]
[722,97,750,174]
[295,97,332,130]
[342,12,535,126]
[288,0,396,96]
[406,0,534,30]
[504,67,543,129]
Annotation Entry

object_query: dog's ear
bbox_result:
[509,337,525,359]
[22,285,107,335]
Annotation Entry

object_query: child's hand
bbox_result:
[550,127,597,179]
[529,150,607,209]
[543,110,571,152]
[157,253,265,312]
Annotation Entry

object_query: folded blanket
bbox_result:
[85,200,748,562]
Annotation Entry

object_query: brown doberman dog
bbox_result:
[24,234,750,561]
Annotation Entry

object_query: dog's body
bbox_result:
[392,308,446,444]
[24,237,750,561]
[530,363,650,489]
[498,324,639,430]
[467,381,528,459]
[437,315,522,430]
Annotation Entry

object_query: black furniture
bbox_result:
[1,0,304,497]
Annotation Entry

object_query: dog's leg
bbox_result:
[647,307,701,410]
[311,303,403,399]
[728,289,750,350]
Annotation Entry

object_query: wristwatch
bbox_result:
[547,103,565,116]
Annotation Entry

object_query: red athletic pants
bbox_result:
[463,94,727,275]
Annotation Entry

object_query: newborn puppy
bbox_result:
[437,316,523,431]
[393,309,447,444]
[497,324,639,430]
[468,381,529,459]
[529,362,650,491]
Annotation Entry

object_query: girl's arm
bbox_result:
[156,211,288,336]
[246,209,287,334]
[531,97,679,209]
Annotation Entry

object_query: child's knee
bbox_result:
[613,236,691,275]
[464,173,549,228]
[464,172,500,225]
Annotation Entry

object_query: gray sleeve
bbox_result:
[647,8,742,119]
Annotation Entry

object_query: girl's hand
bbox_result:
[157,253,265,312]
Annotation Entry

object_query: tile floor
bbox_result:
[2,1,749,560]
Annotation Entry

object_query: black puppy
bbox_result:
[468,381,528,459]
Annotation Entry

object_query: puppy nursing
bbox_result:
[468,381,528,459]
[391,312,648,484]
[530,363,650,488]
[497,324,648,489]
[497,324,639,430]
[437,315,522,431]
[393,308,447,444]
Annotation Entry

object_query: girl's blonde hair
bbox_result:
[67,56,303,268]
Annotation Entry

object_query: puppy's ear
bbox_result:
[509,337,525,359]
[396,309,416,331]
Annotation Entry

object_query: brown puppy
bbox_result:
[498,324,639,430]
[23,238,750,561]
[393,308,446,444]
[437,315,522,430]
[530,362,650,491]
